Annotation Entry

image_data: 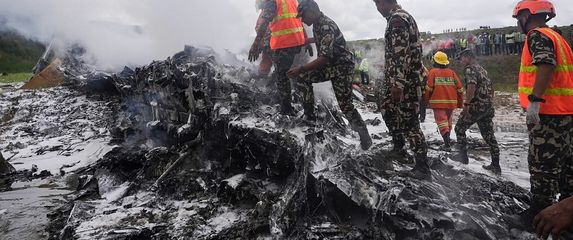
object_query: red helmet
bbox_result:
[513,0,556,19]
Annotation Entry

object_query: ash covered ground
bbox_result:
[0,46,539,240]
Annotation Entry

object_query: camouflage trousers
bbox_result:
[272,47,301,104]
[454,107,500,158]
[381,103,427,156]
[297,64,355,119]
[528,115,573,205]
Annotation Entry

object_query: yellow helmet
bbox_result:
[433,51,450,66]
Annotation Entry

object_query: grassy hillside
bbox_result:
[0,31,45,74]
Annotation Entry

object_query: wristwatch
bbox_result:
[528,94,546,103]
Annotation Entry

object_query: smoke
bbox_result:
[0,0,258,71]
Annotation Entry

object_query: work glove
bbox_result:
[526,102,541,126]
[305,44,314,57]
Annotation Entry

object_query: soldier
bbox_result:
[287,0,372,150]
[373,0,430,179]
[507,0,573,232]
[453,49,500,174]
[248,0,312,115]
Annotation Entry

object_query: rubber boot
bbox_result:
[280,100,294,116]
[452,145,469,164]
[350,109,372,150]
[410,154,432,180]
[441,132,452,152]
[302,103,316,122]
[482,155,501,174]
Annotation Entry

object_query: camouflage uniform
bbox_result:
[526,30,573,207]
[379,6,427,158]
[261,1,302,110]
[297,13,355,119]
[454,63,500,160]
[297,13,371,150]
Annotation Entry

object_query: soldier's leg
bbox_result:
[382,107,405,150]
[528,115,563,208]
[454,112,476,147]
[272,48,298,114]
[402,107,427,157]
[476,116,500,160]
[297,70,324,120]
[558,116,573,200]
[332,66,372,150]
[477,115,501,173]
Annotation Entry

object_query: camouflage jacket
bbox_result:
[383,5,424,91]
[464,63,494,111]
[527,29,557,66]
[313,13,354,67]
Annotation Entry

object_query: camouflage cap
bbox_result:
[297,0,319,18]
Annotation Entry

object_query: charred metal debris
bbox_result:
[45,46,533,240]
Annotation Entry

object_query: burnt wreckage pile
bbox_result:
[49,46,534,239]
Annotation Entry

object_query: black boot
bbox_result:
[302,103,316,122]
[483,155,501,174]
[451,145,469,164]
[350,109,372,150]
[280,100,294,116]
[410,154,432,180]
[441,133,452,152]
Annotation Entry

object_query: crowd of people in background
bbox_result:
[423,25,573,61]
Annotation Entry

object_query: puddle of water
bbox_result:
[0,180,71,240]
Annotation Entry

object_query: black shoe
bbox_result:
[409,154,432,180]
[410,165,432,181]
[279,102,295,116]
[388,149,414,164]
[451,148,469,164]
[482,164,501,174]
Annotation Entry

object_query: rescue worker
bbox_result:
[507,0,573,231]
[359,58,370,85]
[248,0,312,115]
[373,0,431,179]
[287,0,372,150]
[453,49,500,174]
[425,51,464,151]
[255,0,273,78]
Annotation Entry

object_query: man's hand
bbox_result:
[305,45,314,57]
[527,102,541,127]
[248,42,262,62]
[390,85,404,103]
[287,66,304,78]
[533,200,573,240]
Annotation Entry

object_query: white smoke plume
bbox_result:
[0,0,259,71]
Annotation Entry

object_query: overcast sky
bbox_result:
[0,0,571,70]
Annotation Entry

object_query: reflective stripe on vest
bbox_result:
[269,0,305,50]
[518,27,573,115]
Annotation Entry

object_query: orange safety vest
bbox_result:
[269,0,305,50]
[518,27,573,115]
[425,68,464,109]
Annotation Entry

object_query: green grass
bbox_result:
[0,72,33,83]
